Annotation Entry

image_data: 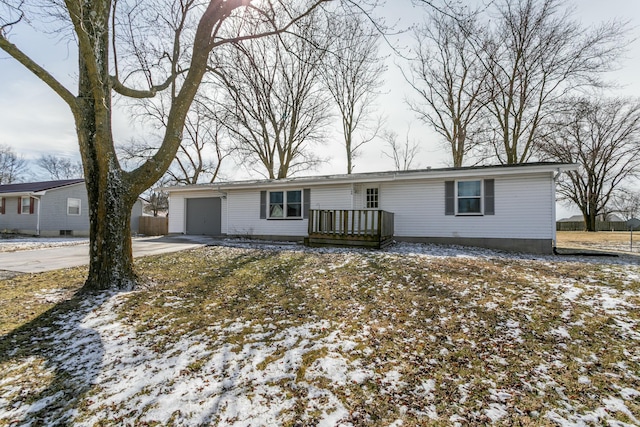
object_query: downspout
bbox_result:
[551,169,560,253]
[350,183,355,209]
[33,195,41,236]
[217,186,228,236]
[222,190,228,236]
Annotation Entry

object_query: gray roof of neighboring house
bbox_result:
[557,215,584,222]
[558,213,626,222]
[0,179,84,195]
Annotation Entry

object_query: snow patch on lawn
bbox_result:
[1,242,639,426]
[75,295,357,426]
[0,237,89,252]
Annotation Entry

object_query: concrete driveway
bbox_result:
[0,235,215,274]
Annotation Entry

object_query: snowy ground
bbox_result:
[0,242,638,426]
[0,236,89,252]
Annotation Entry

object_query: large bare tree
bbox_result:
[213,12,331,179]
[381,128,421,171]
[612,189,640,224]
[322,10,385,174]
[0,144,27,184]
[405,7,487,167]
[36,154,84,180]
[0,0,331,290]
[540,97,640,232]
[120,95,229,185]
[481,0,626,164]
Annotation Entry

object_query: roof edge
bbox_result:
[162,162,577,192]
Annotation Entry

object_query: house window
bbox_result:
[366,188,379,209]
[20,196,33,215]
[457,180,482,214]
[67,198,81,215]
[269,190,302,219]
[445,179,495,216]
[0,197,4,215]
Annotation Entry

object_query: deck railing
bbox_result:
[307,209,394,243]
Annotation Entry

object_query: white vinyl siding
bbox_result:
[309,185,353,210]
[38,184,89,235]
[228,189,308,237]
[227,185,353,237]
[380,174,554,240]
[0,197,38,232]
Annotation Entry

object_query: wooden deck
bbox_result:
[305,209,394,249]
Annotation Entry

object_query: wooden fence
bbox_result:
[557,221,640,232]
[138,216,168,236]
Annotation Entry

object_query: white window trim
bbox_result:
[21,196,32,215]
[267,189,303,219]
[67,198,82,216]
[455,179,483,216]
[365,187,379,209]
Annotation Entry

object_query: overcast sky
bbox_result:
[1,0,639,217]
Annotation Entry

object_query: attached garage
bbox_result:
[186,197,222,235]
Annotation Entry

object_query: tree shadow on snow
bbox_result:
[0,290,110,425]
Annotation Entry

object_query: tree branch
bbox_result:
[0,34,78,113]
[109,74,179,98]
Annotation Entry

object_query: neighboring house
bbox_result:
[0,180,143,236]
[557,214,640,231]
[164,162,577,254]
[558,213,625,222]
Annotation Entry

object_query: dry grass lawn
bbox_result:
[0,241,638,426]
[556,231,639,254]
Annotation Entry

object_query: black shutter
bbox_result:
[303,188,310,219]
[484,179,495,215]
[445,181,455,215]
[260,191,266,219]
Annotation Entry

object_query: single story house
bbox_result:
[0,179,143,237]
[164,163,576,254]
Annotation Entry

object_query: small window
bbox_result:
[20,196,32,214]
[366,188,379,209]
[0,197,4,215]
[67,198,81,215]
[268,190,302,219]
[457,180,482,214]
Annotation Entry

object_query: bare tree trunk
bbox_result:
[584,208,597,232]
[74,8,138,290]
[85,170,137,289]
